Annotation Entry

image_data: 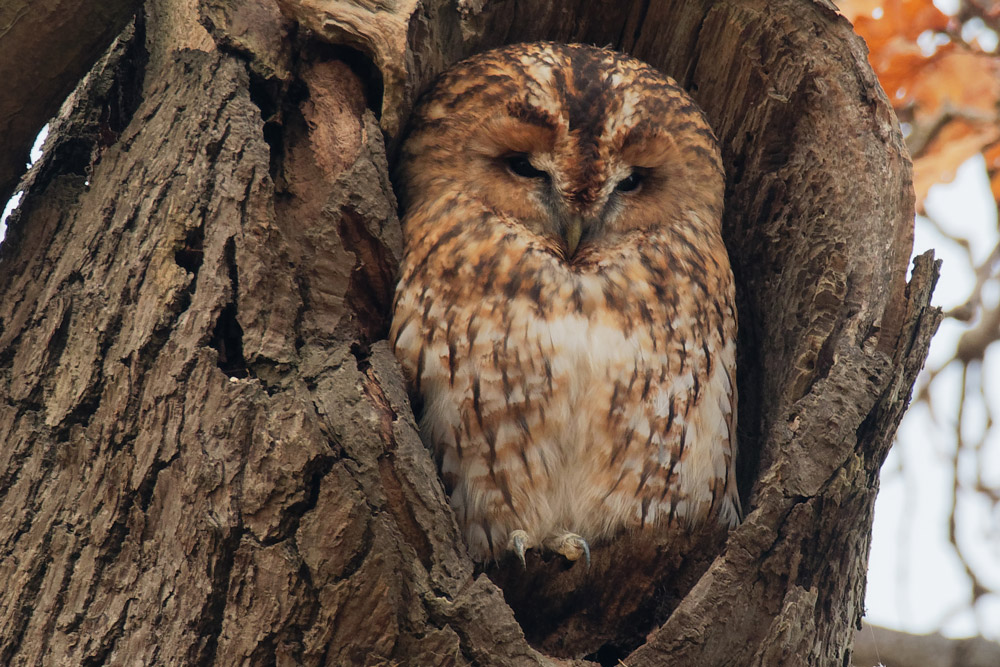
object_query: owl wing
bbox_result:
[598,302,739,530]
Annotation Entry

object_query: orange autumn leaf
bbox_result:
[836,1,996,117]
[842,0,949,48]
[912,120,1000,209]
[837,0,883,23]
[866,37,936,101]
[903,50,1000,123]
[841,0,1000,211]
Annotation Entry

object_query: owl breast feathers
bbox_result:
[390,42,739,564]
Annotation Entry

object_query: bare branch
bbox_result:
[853,623,1000,667]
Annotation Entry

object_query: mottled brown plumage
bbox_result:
[391,42,739,563]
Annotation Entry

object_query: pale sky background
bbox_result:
[860,0,1000,642]
[865,155,1000,641]
[2,5,999,643]
[0,124,42,239]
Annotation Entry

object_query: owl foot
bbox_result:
[507,529,531,568]
[544,532,591,568]
[505,530,591,568]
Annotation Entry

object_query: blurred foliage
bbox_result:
[843,0,1000,207]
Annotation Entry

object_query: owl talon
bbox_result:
[508,529,530,568]
[546,532,591,568]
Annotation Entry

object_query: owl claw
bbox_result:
[546,532,591,568]
[508,529,530,568]
[506,531,591,568]
[578,537,591,568]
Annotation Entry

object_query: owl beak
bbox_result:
[564,217,584,257]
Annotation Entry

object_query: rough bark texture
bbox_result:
[0,0,141,206]
[0,0,940,665]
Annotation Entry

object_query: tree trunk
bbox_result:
[0,0,940,665]
[0,0,140,206]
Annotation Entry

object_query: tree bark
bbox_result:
[0,0,140,206]
[0,0,940,665]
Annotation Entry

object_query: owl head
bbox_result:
[396,42,725,261]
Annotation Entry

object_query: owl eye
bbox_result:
[505,155,549,180]
[615,171,643,192]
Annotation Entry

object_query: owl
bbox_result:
[390,42,740,565]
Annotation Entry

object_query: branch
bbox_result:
[853,623,1000,667]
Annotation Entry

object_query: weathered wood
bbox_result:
[0,0,140,206]
[0,0,938,664]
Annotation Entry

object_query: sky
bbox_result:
[0,191,19,239]
[865,155,1000,640]
[0,126,45,240]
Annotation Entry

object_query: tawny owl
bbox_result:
[390,42,739,565]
